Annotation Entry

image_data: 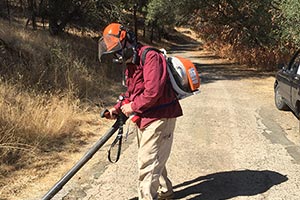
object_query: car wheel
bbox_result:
[275,86,289,110]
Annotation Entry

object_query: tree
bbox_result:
[0,0,11,21]
[46,0,127,35]
[277,0,300,46]
[172,0,277,48]
[47,0,77,35]
[145,0,176,42]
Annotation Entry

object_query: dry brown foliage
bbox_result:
[204,39,293,71]
[0,18,123,198]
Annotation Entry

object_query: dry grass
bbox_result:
[0,82,78,146]
[0,80,91,197]
[0,18,124,198]
[196,23,295,70]
[0,18,122,97]
[203,40,293,71]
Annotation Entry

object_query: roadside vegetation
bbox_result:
[1,0,300,198]
[0,17,125,196]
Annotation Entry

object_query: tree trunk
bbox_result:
[150,21,154,44]
[158,26,161,41]
[133,3,138,42]
[25,0,37,30]
[38,0,46,29]
[49,18,60,35]
[6,0,11,24]
[19,0,23,12]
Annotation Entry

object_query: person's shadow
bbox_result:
[173,170,288,200]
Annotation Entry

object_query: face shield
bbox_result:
[98,34,123,63]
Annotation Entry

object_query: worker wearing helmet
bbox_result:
[98,23,182,200]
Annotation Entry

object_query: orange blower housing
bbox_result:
[167,55,200,99]
[175,56,200,91]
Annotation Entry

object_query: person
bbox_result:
[98,23,183,200]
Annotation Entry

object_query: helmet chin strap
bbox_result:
[120,52,136,87]
[119,39,138,87]
[121,62,126,87]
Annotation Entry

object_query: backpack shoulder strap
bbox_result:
[141,47,162,66]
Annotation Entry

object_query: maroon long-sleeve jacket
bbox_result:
[114,45,183,129]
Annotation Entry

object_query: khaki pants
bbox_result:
[137,118,176,200]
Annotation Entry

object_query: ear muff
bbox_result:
[118,25,139,64]
[119,25,136,45]
[126,30,136,44]
[124,30,138,64]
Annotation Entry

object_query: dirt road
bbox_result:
[34,43,300,200]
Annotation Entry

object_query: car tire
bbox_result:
[275,86,289,110]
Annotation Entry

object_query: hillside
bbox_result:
[0,18,124,199]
